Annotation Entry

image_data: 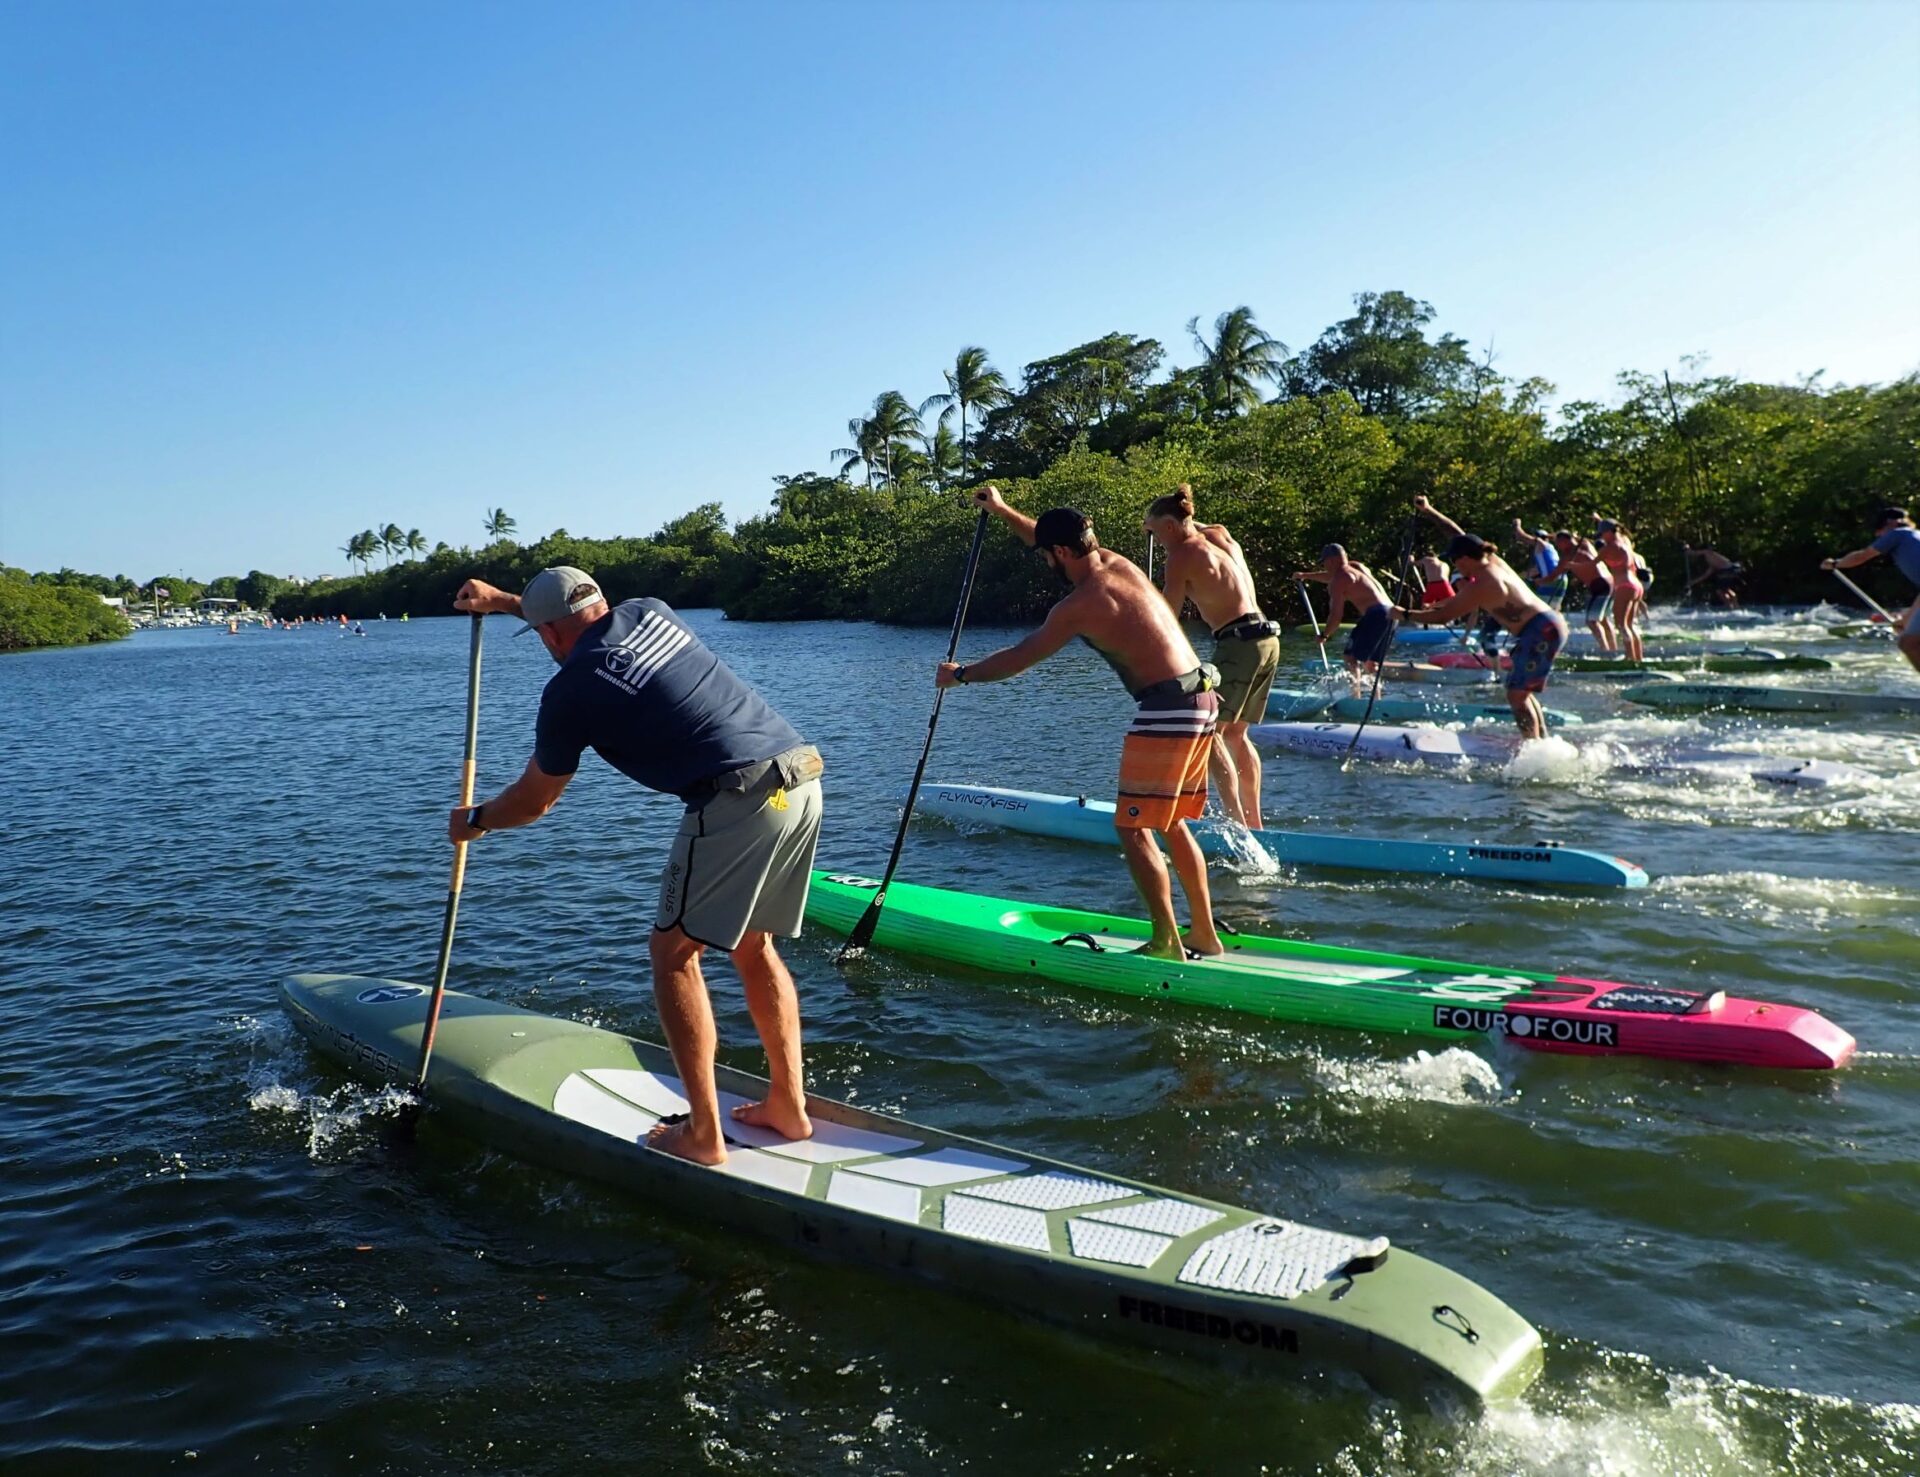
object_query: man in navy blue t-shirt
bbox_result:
[449,566,825,1165]
[1824,507,1920,673]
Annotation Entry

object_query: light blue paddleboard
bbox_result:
[916,784,1648,889]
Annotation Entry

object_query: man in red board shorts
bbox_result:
[936,487,1224,960]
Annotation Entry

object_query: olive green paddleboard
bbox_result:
[280,973,1542,1405]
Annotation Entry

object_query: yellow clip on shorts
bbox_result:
[656,778,824,950]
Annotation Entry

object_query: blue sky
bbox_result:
[2,0,1915,581]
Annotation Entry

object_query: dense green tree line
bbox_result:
[0,567,131,651]
[22,291,1920,635]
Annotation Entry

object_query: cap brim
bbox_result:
[513,621,540,637]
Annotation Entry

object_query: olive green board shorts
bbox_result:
[656,778,824,951]
[1211,634,1281,724]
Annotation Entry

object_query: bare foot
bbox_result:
[1128,938,1187,961]
[730,1098,813,1141]
[647,1114,727,1165]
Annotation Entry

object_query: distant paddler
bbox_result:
[1823,506,1920,673]
[1295,544,1395,697]
[1683,545,1743,608]
[1143,483,1280,830]
[1391,530,1568,740]
[1413,548,1453,608]
[940,488,1224,960]
[1511,520,1569,609]
[1594,518,1646,663]
[449,566,825,1165]
[1553,530,1617,654]
[1411,497,1502,659]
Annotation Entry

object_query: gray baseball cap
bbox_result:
[515,566,604,635]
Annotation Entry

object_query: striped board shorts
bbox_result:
[1115,690,1219,831]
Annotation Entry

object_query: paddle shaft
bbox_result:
[1343,518,1414,770]
[1829,566,1898,625]
[1294,577,1333,672]
[838,509,991,960]
[413,614,484,1087]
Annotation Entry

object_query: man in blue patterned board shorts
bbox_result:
[1824,507,1920,674]
[1391,534,1568,740]
[450,567,824,1168]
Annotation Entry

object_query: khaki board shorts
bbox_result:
[1211,634,1281,724]
[656,778,823,950]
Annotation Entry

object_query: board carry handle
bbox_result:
[413,613,485,1090]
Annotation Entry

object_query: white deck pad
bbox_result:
[584,1068,923,1162]
[555,1072,814,1192]
[1083,1197,1227,1238]
[825,1170,924,1224]
[957,1170,1137,1211]
[1076,936,1407,984]
[842,1146,1029,1187]
[1066,1218,1174,1269]
[943,1194,1053,1252]
[553,1073,657,1143]
[1179,1219,1389,1301]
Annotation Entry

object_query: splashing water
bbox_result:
[1312,1047,1508,1107]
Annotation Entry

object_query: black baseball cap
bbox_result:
[1032,507,1093,553]
[1446,533,1492,562]
[1877,506,1910,526]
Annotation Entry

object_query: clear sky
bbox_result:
[2,0,1915,581]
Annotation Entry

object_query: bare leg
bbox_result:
[1163,821,1223,954]
[1899,604,1920,674]
[728,930,812,1141]
[1221,722,1262,829]
[1118,826,1184,957]
[646,926,727,1165]
[1206,733,1248,827]
[1507,687,1544,740]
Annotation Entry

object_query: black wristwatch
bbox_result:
[466,804,489,833]
[953,665,968,684]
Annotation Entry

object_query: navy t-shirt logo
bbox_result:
[597,608,693,695]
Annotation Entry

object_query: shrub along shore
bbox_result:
[21,293,1920,642]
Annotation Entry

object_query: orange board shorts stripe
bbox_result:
[1116,692,1219,831]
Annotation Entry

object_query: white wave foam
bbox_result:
[248,1077,415,1158]
[1313,1047,1507,1106]
[1503,735,1608,784]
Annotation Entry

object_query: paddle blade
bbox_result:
[836,891,887,963]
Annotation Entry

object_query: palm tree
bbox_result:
[920,420,960,489]
[483,507,516,540]
[405,528,427,560]
[832,416,878,489]
[380,523,405,565]
[1188,307,1286,417]
[339,538,360,575]
[866,390,921,486]
[346,530,377,575]
[919,346,1011,480]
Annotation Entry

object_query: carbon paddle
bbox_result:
[1829,565,1900,628]
[412,612,485,1092]
[1341,519,1414,772]
[837,508,991,962]
[1295,576,1334,673]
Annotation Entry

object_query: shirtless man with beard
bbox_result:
[938,487,1224,960]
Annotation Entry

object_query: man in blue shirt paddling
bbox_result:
[449,567,825,1165]
[1823,507,1920,673]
